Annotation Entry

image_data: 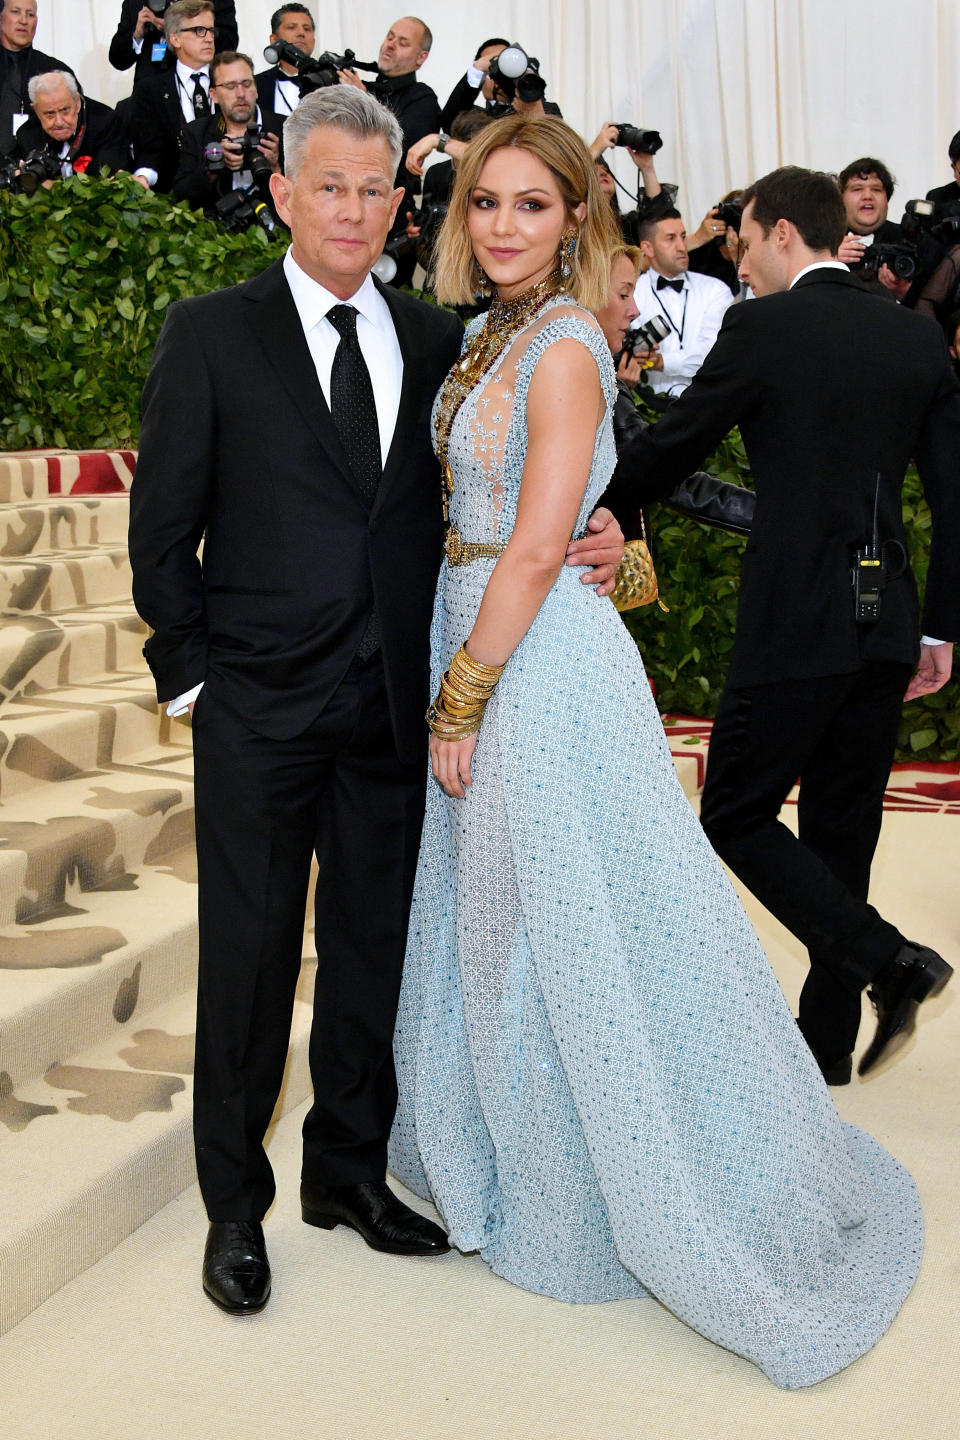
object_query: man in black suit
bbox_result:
[835,156,911,301]
[172,51,283,217]
[129,84,625,1313]
[255,3,314,119]
[633,167,958,1085]
[14,69,130,177]
[109,1,237,90]
[129,0,216,192]
[0,0,73,156]
[926,129,960,217]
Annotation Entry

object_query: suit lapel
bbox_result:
[242,260,358,492]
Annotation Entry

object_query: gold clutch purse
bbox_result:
[610,512,667,612]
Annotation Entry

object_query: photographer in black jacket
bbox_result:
[1,0,73,155]
[109,1,238,90]
[173,51,283,221]
[14,70,130,179]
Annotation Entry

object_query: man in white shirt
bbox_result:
[128,84,626,1315]
[129,0,217,192]
[255,4,315,118]
[631,207,734,398]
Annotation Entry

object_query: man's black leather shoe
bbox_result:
[202,1221,271,1314]
[815,1052,853,1086]
[858,943,953,1076]
[301,1179,450,1256]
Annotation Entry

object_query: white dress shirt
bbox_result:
[166,247,404,716]
[272,73,302,115]
[632,266,734,397]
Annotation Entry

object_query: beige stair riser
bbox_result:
[0,551,132,615]
[0,497,132,557]
[0,612,149,701]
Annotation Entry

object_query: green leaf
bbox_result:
[116,296,136,320]
[908,729,937,752]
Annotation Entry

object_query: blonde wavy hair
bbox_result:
[434,115,620,312]
[610,242,643,276]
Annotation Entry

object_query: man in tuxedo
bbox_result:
[835,157,911,301]
[109,1,237,90]
[0,0,73,156]
[255,3,314,119]
[633,166,958,1085]
[14,70,130,177]
[631,209,734,398]
[129,85,623,1314]
[129,0,216,192]
[172,51,283,218]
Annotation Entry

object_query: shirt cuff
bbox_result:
[134,166,158,188]
[167,681,203,716]
[132,36,144,55]
[920,635,948,647]
[466,64,485,87]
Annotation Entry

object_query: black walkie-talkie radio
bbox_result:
[852,471,886,623]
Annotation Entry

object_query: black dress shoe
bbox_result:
[202,1221,271,1314]
[301,1179,450,1257]
[858,942,953,1076]
[815,1052,853,1086]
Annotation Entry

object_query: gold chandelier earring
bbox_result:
[559,230,578,281]
[472,258,492,300]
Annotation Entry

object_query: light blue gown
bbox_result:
[388,297,922,1388]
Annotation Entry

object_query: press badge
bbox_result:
[151,39,168,63]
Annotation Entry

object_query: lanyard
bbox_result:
[652,281,688,348]
[275,77,298,114]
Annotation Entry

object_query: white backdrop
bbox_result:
[37,1,960,223]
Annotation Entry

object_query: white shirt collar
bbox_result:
[282,247,387,333]
[789,260,849,289]
[176,59,208,87]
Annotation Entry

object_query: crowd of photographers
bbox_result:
[4,1,960,375]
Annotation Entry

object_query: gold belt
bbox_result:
[444,524,507,566]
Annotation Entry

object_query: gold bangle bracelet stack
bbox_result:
[426,645,505,740]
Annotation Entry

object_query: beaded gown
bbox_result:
[388,294,923,1389]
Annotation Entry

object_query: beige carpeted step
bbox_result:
[0,965,316,1337]
[0,496,131,557]
[0,548,133,615]
[0,607,149,701]
[0,450,135,505]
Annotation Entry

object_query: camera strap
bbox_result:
[652,281,688,347]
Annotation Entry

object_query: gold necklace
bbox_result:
[435,273,566,521]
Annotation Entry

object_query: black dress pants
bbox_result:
[191,653,427,1222]
[699,660,912,1065]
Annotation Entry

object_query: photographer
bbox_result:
[255,5,315,117]
[1,0,73,156]
[438,37,508,132]
[172,51,283,222]
[399,107,492,296]
[685,193,744,296]
[590,120,675,238]
[925,129,960,218]
[836,157,910,300]
[596,243,754,544]
[13,70,131,180]
[632,208,734,398]
[109,2,237,90]
[129,0,217,192]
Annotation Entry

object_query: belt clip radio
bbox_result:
[852,470,886,624]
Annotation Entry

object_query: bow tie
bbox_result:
[657,276,685,294]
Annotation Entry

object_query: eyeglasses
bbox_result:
[180,26,215,39]
[213,79,256,92]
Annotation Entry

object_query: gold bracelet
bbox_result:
[426,645,505,740]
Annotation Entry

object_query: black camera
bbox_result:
[614,124,663,156]
[625,314,671,353]
[214,184,279,238]
[859,242,919,281]
[263,40,375,94]
[226,122,273,185]
[0,146,62,196]
[488,45,547,106]
[714,200,742,233]
[146,0,169,15]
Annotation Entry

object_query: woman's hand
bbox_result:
[430,732,478,798]
[406,133,439,177]
[616,350,645,385]
[590,122,620,158]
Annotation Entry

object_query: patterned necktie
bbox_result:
[326,303,383,659]
[191,72,210,118]
[656,275,684,293]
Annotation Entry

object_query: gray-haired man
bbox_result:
[130,83,628,1313]
[13,71,129,177]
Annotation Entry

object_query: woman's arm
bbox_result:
[431,336,605,796]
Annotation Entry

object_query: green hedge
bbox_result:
[0,179,954,759]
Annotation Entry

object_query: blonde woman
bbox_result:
[388,116,922,1388]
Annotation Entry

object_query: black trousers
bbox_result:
[699,660,912,1065]
[191,653,427,1221]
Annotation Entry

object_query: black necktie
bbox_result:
[657,276,684,293]
[191,72,210,118]
[326,303,383,658]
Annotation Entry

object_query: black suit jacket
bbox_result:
[129,260,464,759]
[925,179,960,216]
[109,0,238,87]
[171,110,285,213]
[254,66,302,119]
[633,269,960,687]
[0,45,74,156]
[13,96,131,175]
[128,67,201,192]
